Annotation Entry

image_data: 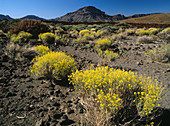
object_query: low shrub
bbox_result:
[95,39,111,50]
[10,31,32,43]
[35,45,51,56]
[136,29,150,36]
[148,28,159,35]
[125,28,136,35]
[68,66,164,125]
[161,27,170,34]
[55,34,69,44]
[145,45,170,62]
[97,49,119,61]
[30,51,77,80]
[39,32,56,44]
[79,29,90,37]
[137,36,154,43]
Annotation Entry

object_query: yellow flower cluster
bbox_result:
[95,38,111,50]
[39,32,56,43]
[68,66,164,117]
[79,29,90,37]
[55,34,69,43]
[97,49,119,61]
[161,27,170,34]
[30,51,77,80]
[148,28,159,35]
[74,29,103,42]
[69,30,79,38]
[35,45,51,56]
[10,31,32,43]
[136,28,159,36]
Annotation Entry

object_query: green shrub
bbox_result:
[145,45,170,62]
[39,32,56,44]
[30,51,77,80]
[68,66,164,125]
[10,19,49,38]
[10,31,32,43]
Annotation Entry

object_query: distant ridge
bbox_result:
[21,15,46,20]
[0,14,13,20]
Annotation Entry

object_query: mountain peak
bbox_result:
[56,6,116,22]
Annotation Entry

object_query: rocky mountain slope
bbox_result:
[54,6,125,22]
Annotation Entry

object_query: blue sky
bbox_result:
[1,0,170,19]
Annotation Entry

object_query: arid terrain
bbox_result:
[0,17,170,126]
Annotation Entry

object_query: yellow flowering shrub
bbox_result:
[10,31,32,43]
[136,29,150,36]
[79,29,90,37]
[35,45,51,56]
[95,39,111,50]
[68,66,164,121]
[55,34,69,44]
[69,30,79,38]
[161,27,170,34]
[136,28,159,36]
[97,49,119,61]
[30,51,77,80]
[39,32,56,44]
[148,28,159,35]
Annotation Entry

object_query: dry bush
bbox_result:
[5,42,37,61]
[79,97,112,126]
[137,36,154,43]
[10,19,49,38]
[145,45,170,62]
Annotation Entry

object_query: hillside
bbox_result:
[118,13,170,24]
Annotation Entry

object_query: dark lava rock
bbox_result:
[76,103,84,114]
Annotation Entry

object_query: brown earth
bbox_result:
[0,35,170,126]
[118,13,170,24]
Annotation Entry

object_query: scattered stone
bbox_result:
[76,103,84,114]
[165,68,170,73]
[137,60,143,65]
[35,119,43,126]
[51,101,60,107]
[162,58,169,63]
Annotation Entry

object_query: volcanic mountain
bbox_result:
[54,6,126,22]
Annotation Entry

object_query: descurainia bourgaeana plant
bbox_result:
[161,27,170,34]
[10,31,32,43]
[145,45,170,62]
[95,38,111,50]
[97,49,119,61]
[30,51,77,80]
[35,45,51,56]
[68,66,165,124]
[39,32,56,44]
